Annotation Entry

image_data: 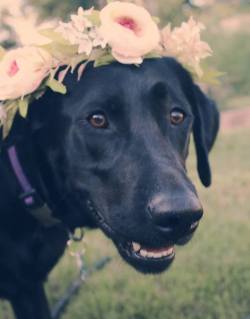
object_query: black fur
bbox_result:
[0,58,219,319]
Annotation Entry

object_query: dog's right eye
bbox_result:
[87,112,109,129]
[170,108,186,126]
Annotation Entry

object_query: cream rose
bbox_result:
[0,47,53,101]
[99,1,160,64]
[161,18,212,77]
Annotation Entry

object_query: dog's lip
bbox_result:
[176,233,194,245]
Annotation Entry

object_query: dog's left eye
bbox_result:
[87,112,109,129]
[170,109,186,125]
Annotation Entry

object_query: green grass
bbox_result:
[1,128,250,319]
[208,32,250,110]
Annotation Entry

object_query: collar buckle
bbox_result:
[19,189,44,209]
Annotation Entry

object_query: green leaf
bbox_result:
[41,42,78,61]
[33,90,46,100]
[107,0,114,3]
[88,10,101,26]
[70,53,88,72]
[47,78,67,94]
[18,98,29,118]
[3,102,18,138]
[153,16,161,24]
[32,80,48,100]
[193,62,225,85]
[144,52,162,60]
[198,67,225,85]
[39,29,70,45]
[94,53,114,67]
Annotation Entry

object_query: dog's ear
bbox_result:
[191,84,220,187]
[163,58,219,187]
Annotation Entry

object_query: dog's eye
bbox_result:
[88,113,109,129]
[170,109,185,125]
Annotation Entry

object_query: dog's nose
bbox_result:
[148,193,203,232]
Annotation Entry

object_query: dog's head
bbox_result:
[28,57,219,273]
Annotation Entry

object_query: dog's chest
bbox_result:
[0,225,68,298]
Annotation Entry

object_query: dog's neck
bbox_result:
[0,136,58,232]
[0,118,96,232]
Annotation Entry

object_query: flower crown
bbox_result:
[0,0,215,138]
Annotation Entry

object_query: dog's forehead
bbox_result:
[65,58,191,113]
[83,59,185,93]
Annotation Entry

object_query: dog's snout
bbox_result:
[148,193,203,231]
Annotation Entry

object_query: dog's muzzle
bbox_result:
[87,192,203,274]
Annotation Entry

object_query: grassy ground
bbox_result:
[1,128,250,319]
[208,32,250,111]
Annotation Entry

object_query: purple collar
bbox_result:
[8,145,36,206]
[7,145,61,227]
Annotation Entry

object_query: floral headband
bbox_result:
[0,0,215,138]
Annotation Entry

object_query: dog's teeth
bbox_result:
[137,246,175,259]
[140,249,147,257]
[166,247,174,255]
[132,242,141,252]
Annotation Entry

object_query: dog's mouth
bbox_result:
[87,199,196,273]
[116,240,176,273]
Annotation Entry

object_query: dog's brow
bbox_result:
[84,94,124,112]
[102,96,125,112]
[151,82,168,100]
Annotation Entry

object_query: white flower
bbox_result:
[56,22,93,55]
[55,22,78,44]
[77,7,94,17]
[0,47,53,100]
[55,9,95,57]
[161,17,212,77]
[99,1,160,64]
[89,28,107,49]
[70,7,93,32]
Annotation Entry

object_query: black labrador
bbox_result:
[0,57,219,319]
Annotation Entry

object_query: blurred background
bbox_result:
[1,1,250,318]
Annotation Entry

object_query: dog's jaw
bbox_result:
[86,199,201,274]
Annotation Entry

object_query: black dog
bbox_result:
[0,57,219,319]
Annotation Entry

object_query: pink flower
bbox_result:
[161,17,212,77]
[0,47,53,100]
[99,1,160,64]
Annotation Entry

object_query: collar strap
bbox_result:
[7,145,61,227]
